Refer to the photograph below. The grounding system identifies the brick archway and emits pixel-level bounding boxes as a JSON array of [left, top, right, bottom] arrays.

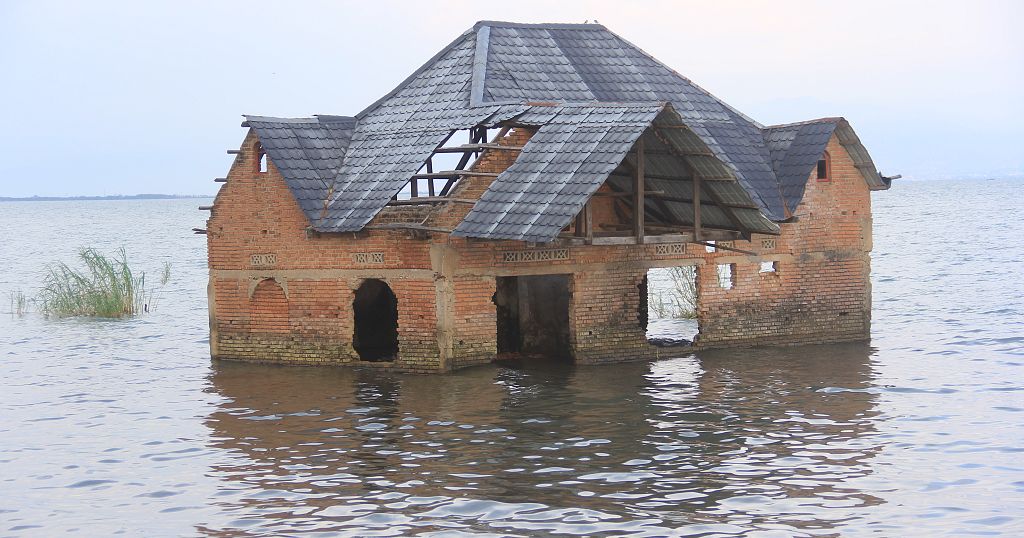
[[250, 279, 288, 334]]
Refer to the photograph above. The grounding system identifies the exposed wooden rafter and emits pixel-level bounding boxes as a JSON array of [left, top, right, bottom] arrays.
[[650, 126, 754, 239], [618, 152, 677, 227], [633, 136, 645, 244], [395, 125, 529, 201], [401, 126, 505, 201], [433, 143, 525, 153]]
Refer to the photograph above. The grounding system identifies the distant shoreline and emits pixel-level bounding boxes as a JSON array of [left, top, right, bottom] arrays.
[[0, 194, 212, 202]]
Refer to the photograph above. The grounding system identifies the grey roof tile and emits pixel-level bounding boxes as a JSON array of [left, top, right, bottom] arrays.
[[762, 119, 840, 213], [245, 115, 355, 221]]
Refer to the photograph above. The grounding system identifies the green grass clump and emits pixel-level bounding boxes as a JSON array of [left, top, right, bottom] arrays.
[[40, 247, 153, 318]]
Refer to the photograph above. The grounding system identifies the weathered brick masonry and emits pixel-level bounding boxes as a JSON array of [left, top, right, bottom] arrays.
[[204, 20, 891, 372], [207, 130, 875, 372]]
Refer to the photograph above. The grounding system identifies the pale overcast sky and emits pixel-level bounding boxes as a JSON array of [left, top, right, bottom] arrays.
[[1, 0, 1021, 196]]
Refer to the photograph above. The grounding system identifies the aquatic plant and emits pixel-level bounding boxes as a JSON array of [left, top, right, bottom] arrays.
[[144, 260, 173, 313], [8, 290, 28, 316], [160, 261, 172, 286], [649, 287, 673, 319], [667, 266, 698, 318], [648, 266, 698, 319], [40, 248, 161, 318]]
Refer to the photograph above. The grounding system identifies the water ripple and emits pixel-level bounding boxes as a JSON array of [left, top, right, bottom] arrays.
[[0, 187, 1023, 535]]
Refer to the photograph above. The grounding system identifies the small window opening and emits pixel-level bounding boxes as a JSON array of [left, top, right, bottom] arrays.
[[717, 264, 735, 289], [759, 261, 778, 273], [817, 151, 830, 181], [705, 241, 716, 253], [645, 267, 699, 346], [256, 143, 268, 174]]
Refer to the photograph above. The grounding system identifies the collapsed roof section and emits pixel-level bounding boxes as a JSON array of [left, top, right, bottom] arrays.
[[241, 20, 890, 242]]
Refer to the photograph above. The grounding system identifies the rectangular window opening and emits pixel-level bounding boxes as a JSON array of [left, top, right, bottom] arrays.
[[644, 267, 699, 345], [717, 263, 735, 289], [759, 261, 778, 273]]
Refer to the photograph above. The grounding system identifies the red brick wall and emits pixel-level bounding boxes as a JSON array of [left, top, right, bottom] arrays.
[[572, 268, 657, 363], [694, 134, 873, 347], [207, 131, 440, 372], [449, 275, 498, 369]]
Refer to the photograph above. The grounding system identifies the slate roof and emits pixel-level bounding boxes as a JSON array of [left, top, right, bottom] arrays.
[[475, 23, 786, 221], [239, 20, 889, 241], [763, 117, 891, 214], [318, 105, 528, 230], [454, 103, 779, 241], [245, 115, 356, 218]]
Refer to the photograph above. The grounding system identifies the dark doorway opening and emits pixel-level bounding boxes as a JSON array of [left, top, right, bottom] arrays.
[[352, 279, 399, 362], [638, 274, 649, 332], [494, 274, 573, 361]]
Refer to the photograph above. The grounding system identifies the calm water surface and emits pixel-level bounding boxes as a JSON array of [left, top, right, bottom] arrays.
[[1, 180, 1022, 536]]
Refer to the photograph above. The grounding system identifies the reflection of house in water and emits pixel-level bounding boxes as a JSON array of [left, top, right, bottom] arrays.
[[203, 344, 882, 534], [681, 343, 885, 527]]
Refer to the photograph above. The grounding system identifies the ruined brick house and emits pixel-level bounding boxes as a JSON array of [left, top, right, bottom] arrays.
[[203, 21, 893, 372]]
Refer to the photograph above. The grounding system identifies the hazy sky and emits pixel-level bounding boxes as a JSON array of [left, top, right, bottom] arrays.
[[1, 0, 1021, 196]]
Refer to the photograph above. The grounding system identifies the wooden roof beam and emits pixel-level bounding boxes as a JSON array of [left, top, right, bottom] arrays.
[[433, 143, 525, 153], [409, 171, 499, 180], [651, 126, 754, 238]]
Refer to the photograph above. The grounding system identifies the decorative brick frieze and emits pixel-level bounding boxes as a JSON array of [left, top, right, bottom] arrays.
[[501, 248, 569, 263], [352, 252, 384, 265]]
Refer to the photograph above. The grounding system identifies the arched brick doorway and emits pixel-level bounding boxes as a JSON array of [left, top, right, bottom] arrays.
[[352, 279, 399, 362]]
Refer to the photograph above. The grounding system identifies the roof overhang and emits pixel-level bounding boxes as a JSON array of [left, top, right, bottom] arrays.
[[834, 119, 892, 191]]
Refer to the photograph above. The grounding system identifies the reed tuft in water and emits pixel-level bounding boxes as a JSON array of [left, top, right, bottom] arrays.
[[40, 248, 157, 318], [8, 290, 28, 316]]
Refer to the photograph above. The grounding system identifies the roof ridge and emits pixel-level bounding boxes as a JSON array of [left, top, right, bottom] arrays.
[[244, 115, 357, 126], [355, 29, 476, 120], [314, 114, 357, 124], [474, 20, 607, 31], [245, 115, 321, 124], [764, 117, 844, 129], [469, 25, 490, 106]]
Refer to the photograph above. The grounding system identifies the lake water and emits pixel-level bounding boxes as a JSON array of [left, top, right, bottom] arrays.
[[1, 180, 1022, 536]]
